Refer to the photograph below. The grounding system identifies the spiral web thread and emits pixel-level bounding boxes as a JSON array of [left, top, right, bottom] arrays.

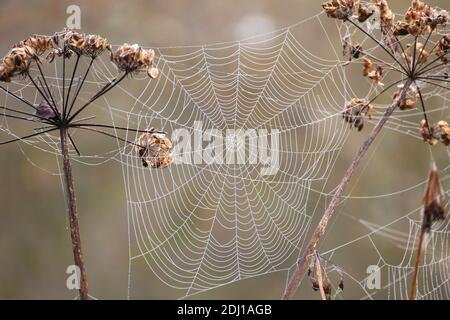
[[1, 11, 449, 299]]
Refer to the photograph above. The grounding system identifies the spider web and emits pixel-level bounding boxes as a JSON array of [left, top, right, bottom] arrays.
[[1, 10, 450, 300]]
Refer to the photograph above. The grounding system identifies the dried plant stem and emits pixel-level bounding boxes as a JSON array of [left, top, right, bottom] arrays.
[[282, 79, 413, 300], [410, 224, 425, 300], [314, 253, 327, 300], [60, 127, 89, 300]]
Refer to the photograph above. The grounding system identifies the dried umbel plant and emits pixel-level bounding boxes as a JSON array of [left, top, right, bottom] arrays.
[[0, 29, 172, 299], [283, 0, 450, 300], [410, 162, 447, 300]]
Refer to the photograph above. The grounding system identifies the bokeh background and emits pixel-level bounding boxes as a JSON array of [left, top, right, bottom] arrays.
[[0, 0, 449, 299]]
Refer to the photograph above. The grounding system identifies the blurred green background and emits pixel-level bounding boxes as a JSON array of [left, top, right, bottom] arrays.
[[0, 0, 449, 299]]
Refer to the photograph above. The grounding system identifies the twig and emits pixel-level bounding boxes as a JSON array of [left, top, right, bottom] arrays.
[[0, 85, 38, 110], [410, 222, 425, 300], [64, 54, 81, 119], [66, 58, 95, 118], [59, 127, 89, 300], [314, 253, 327, 301], [0, 127, 57, 145], [68, 72, 128, 122]]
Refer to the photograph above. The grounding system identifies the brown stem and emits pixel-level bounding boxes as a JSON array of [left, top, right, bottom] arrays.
[[60, 127, 89, 300], [282, 79, 413, 300], [410, 224, 425, 300], [314, 253, 327, 301]]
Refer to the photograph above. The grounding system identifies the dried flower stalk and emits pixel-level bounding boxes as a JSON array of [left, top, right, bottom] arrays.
[[410, 162, 447, 300]]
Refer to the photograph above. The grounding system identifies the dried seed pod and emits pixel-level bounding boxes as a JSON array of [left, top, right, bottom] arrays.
[[394, 22, 410, 36], [0, 44, 36, 81], [357, 3, 374, 22], [420, 120, 439, 145], [0, 65, 11, 82], [367, 65, 384, 86], [343, 98, 373, 131], [64, 31, 111, 58], [136, 129, 173, 169], [422, 162, 447, 233], [404, 0, 448, 36], [437, 120, 450, 146], [362, 57, 373, 77], [419, 120, 450, 146], [111, 43, 158, 78], [18, 35, 53, 56], [395, 84, 418, 110], [322, 279, 332, 300], [338, 278, 344, 291], [373, 0, 395, 34], [322, 0, 354, 20], [433, 35, 450, 64]]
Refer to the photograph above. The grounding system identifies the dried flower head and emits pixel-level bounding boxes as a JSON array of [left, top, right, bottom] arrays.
[[422, 162, 447, 232], [420, 119, 439, 145], [322, 0, 354, 20], [0, 45, 35, 81], [18, 35, 53, 56], [357, 2, 374, 22], [136, 129, 173, 169], [402, 42, 429, 65], [64, 31, 111, 58], [437, 120, 450, 146], [361, 57, 384, 85], [343, 35, 363, 61], [420, 120, 450, 146], [362, 57, 373, 77], [111, 43, 159, 78], [0, 65, 10, 82], [404, 0, 448, 36], [343, 98, 373, 131], [433, 35, 450, 64], [373, 0, 395, 32], [395, 84, 418, 110], [367, 65, 384, 86]]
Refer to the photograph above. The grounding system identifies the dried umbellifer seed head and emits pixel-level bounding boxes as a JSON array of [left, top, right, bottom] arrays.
[[0, 65, 11, 82], [362, 57, 373, 77], [18, 35, 53, 56], [0, 45, 35, 79], [64, 31, 111, 58], [322, 0, 354, 20], [358, 3, 374, 22], [111, 43, 158, 79], [343, 98, 372, 131], [433, 35, 450, 64], [136, 129, 173, 169], [420, 119, 439, 145]]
